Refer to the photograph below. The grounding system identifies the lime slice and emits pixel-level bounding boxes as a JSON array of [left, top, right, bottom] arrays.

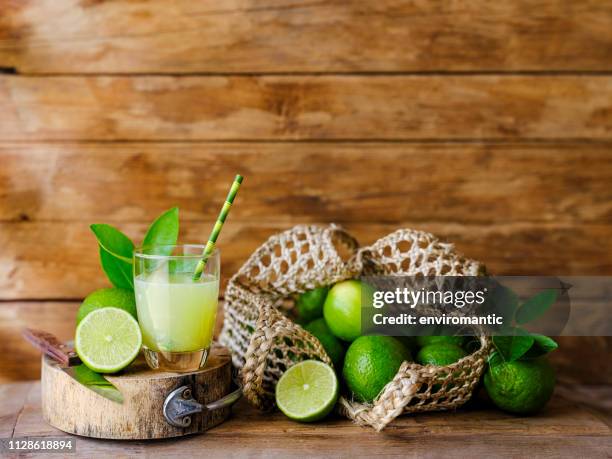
[[75, 307, 142, 373], [275, 360, 339, 422]]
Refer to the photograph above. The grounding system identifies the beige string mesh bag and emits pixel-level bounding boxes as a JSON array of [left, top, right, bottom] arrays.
[[219, 224, 491, 431]]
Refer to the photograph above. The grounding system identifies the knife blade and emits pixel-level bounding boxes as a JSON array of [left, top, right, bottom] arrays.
[[23, 328, 124, 404]]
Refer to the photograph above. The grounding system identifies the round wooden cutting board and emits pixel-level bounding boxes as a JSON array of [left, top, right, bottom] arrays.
[[41, 346, 234, 440]]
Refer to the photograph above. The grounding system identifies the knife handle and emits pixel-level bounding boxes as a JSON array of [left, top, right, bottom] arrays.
[[22, 328, 81, 367]]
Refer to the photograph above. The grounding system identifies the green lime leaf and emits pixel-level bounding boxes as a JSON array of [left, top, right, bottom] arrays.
[[493, 329, 535, 362], [522, 334, 559, 359], [531, 334, 558, 352], [516, 289, 558, 325], [142, 207, 179, 254], [99, 248, 133, 290], [73, 364, 124, 403], [73, 363, 111, 386], [90, 224, 134, 263], [90, 224, 134, 290]]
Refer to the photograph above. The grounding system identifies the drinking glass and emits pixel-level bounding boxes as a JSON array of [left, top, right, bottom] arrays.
[[133, 245, 220, 372]]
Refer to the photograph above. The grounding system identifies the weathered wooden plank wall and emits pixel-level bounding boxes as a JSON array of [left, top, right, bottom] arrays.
[[1, 1, 611, 73], [0, 0, 611, 383], [1, 76, 611, 140], [2, 143, 612, 300]]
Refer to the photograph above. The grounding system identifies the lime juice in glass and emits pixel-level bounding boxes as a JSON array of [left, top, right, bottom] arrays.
[[134, 245, 220, 372]]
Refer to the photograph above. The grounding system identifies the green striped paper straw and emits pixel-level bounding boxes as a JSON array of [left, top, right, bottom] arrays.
[[193, 174, 243, 280]]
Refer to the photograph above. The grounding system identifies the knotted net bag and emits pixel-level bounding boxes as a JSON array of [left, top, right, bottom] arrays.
[[219, 225, 491, 431]]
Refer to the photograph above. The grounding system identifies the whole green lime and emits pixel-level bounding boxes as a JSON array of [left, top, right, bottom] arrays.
[[323, 280, 363, 342], [484, 358, 555, 414], [416, 343, 467, 366], [304, 318, 345, 369], [416, 336, 466, 348], [77, 288, 137, 324], [296, 287, 329, 323], [343, 336, 411, 403]]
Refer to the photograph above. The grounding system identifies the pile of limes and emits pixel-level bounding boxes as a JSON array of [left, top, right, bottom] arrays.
[[276, 280, 556, 422]]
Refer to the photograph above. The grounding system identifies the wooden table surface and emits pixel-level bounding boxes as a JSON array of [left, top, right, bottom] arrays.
[[2, 381, 610, 458]]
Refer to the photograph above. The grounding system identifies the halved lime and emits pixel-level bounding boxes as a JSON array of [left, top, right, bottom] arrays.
[[75, 307, 142, 373], [275, 360, 339, 422]]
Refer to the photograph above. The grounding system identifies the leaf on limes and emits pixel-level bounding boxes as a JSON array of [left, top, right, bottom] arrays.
[[73, 364, 113, 386], [522, 334, 559, 359], [516, 289, 558, 325], [90, 224, 134, 262], [99, 249, 133, 290], [91, 224, 135, 290], [72, 365, 124, 403], [493, 328, 534, 362], [142, 207, 179, 254]]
